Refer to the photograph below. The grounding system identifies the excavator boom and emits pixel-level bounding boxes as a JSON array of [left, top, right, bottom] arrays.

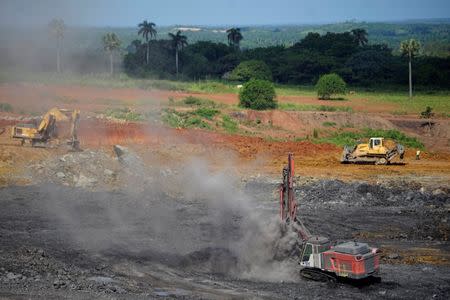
[[11, 107, 81, 151]]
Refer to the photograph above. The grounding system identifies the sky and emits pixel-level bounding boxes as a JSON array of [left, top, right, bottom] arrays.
[[1, 0, 449, 27]]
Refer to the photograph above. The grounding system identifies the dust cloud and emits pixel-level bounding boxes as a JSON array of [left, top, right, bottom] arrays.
[[34, 146, 301, 282], [0, 1, 118, 74]]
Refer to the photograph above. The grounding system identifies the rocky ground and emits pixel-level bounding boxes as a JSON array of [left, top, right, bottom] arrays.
[[0, 147, 449, 299]]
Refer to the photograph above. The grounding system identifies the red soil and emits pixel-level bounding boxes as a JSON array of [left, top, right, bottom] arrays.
[[0, 83, 397, 114]]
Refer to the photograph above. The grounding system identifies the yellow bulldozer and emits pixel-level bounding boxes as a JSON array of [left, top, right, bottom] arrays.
[[10, 107, 81, 151], [341, 137, 404, 165]]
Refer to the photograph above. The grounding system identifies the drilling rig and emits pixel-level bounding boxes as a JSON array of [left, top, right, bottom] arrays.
[[279, 153, 380, 281]]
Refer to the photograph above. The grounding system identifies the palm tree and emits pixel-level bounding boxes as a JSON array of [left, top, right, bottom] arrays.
[[400, 39, 421, 99], [226, 28, 243, 49], [351, 28, 368, 46], [138, 20, 157, 64], [168, 30, 188, 77], [48, 18, 65, 72], [102, 33, 121, 75]]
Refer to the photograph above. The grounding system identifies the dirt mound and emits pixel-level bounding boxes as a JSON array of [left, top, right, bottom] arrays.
[[28, 149, 120, 189]]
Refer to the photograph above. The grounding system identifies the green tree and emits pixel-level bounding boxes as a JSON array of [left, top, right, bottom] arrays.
[[316, 73, 347, 100], [351, 28, 368, 46], [230, 60, 272, 82], [226, 28, 243, 49], [168, 30, 188, 77], [102, 33, 121, 75], [138, 20, 157, 65], [239, 79, 277, 110], [48, 18, 65, 73], [400, 39, 421, 99]]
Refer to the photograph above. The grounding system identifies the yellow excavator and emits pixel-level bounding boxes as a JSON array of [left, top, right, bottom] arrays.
[[10, 108, 81, 151], [341, 137, 404, 165]]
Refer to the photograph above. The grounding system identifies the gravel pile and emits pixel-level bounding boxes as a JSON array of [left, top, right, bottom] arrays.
[[297, 179, 449, 208], [28, 150, 121, 189]]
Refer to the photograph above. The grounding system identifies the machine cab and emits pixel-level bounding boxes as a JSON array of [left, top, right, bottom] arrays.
[[300, 236, 331, 269], [369, 137, 383, 151]]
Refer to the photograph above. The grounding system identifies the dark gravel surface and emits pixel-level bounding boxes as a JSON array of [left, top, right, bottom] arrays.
[[0, 180, 449, 299]]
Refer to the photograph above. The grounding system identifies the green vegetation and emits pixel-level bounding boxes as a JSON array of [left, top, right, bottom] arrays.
[[122, 28, 449, 88], [48, 18, 65, 73], [322, 121, 337, 127], [138, 20, 157, 65], [315, 128, 424, 149], [420, 106, 434, 118], [354, 90, 450, 114], [400, 38, 421, 98], [279, 102, 353, 112], [162, 109, 211, 129], [183, 96, 214, 106], [102, 32, 122, 75], [105, 107, 144, 121], [226, 28, 243, 49], [188, 81, 237, 94], [181, 96, 227, 109], [221, 115, 238, 133], [316, 73, 347, 100], [0, 103, 13, 112], [239, 79, 277, 110], [194, 107, 219, 120], [229, 60, 272, 82], [169, 30, 188, 77]]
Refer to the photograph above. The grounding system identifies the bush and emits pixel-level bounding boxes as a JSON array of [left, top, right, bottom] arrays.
[[105, 107, 144, 121], [194, 107, 219, 120], [222, 115, 238, 133], [322, 121, 336, 127], [182, 96, 217, 107], [316, 73, 347, 100], [230, 60, 272, 82], [0, 103, 13, 112], [239, 79, 277, 110], [420, 106, 434, 118]]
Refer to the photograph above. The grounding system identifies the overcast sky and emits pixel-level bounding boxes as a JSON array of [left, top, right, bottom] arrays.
[[1, 0, 449, 27]]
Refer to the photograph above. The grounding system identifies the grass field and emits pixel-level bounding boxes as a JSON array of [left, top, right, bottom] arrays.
[[1, 70, 449, 115]]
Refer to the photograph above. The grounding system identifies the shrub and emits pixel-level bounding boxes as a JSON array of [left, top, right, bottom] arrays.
[[162, 109, 211, 129], [0, 103, 13, 112], [222, 115, 238, 133], [420, 106, 434, 119], [105, 107, 143, 121], [322, 121, 336, 127], [239, 79, 277, 110], [194, 107, 219, 120], [183, 96, 217, 107], [316, 73, 347, 100], [230, 60, 272, 82]]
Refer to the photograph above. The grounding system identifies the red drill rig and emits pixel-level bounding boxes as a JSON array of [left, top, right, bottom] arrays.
[[279, 153, 380, 281]]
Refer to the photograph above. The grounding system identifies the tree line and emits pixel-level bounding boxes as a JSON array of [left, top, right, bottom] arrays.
[[48, 19, 449, 88]]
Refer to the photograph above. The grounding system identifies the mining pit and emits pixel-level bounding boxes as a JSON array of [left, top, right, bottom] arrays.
[[0, 147, 449, 299]]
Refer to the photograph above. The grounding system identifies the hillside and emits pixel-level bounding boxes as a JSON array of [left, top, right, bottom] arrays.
[[1, 19, 449, 57]]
